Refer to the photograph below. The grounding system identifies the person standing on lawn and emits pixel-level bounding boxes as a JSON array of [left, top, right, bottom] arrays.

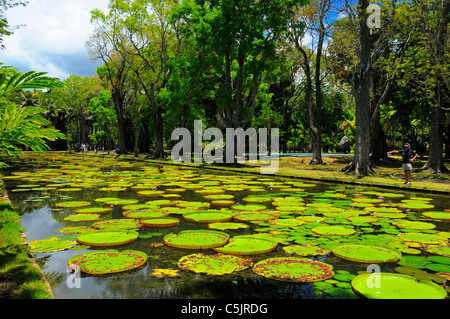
[[387, 143, 418, 185]]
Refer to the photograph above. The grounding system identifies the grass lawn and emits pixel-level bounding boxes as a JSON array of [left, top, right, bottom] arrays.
[[140, 153, 450, 194]]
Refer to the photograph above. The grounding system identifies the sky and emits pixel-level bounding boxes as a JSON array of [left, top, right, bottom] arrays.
[[1, 0, 110, 80]]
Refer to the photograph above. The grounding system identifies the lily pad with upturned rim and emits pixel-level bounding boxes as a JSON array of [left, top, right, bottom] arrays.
[[56, 201, 91, 209], [91, 219, 142, 230], [351, 272, 447, 299], [422, 211, 450, 221], [311, 226, 356, 236], [77, 230, 139, 247], [29, 238, 77, 253], [183, 211, 234, 224], [213, 236, 278, 255], [177, 253, 253, 275], [397, 232, 448, 245], [283, 244, 329, 256], [163, 230, 230, 249], [68, 249, 147, 275], [64, 214, 101, 222], [141, 217, 180, 228], [75, 207, 112, 215], [331, 243, 402, 263], [252, 257, 334, 283]]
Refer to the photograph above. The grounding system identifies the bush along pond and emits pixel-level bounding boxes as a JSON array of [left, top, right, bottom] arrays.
[[1, 152, 449, 299]]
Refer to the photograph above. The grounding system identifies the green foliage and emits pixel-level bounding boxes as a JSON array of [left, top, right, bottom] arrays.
[[0, 101, 66, 167]]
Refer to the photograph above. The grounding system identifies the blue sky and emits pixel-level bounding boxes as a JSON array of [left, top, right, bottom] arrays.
[[1, 0, 110, 80]]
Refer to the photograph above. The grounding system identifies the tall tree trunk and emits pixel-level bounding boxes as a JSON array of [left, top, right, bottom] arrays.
[[341, 0, 376, 175], [416, 0, 449, 173], [112, 90, 128, 154], [310, 12, 325, 165]]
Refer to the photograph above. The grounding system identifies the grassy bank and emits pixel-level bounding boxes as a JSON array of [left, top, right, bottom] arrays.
[[0, 184, 53, 299], [137, 153, 450, 194]]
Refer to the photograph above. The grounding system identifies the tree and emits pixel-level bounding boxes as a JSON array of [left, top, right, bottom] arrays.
[[0, 64, 66, 167], [0, 0, 27, 49], [171, 0, 305, 163], [90, 0, 181, 158], [288, 0, 337, 164], [339, 0, 375, 175], [413, 0, 449, 173]]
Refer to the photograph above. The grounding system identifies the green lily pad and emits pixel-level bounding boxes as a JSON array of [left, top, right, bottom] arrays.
[[351, 273, 447, 299], [77, 230, 139, 247], [397, 232, 448, 245], [311, 226, 356, 236], [92, 219, 142, 230], [231, 204, 267, 211], [164, 230, 230, 249], [123, 209, 169, 219], [29, 238, 77, 253], [252, 257, 335, 283], [428, 256, 450, 265], [392, 220, 436, 230], [233, 211, 279, 222], [283, 244, 329, 256], [183, 211, 234, 224], [422, 245, 450, 257], [56, 201, 91, 209], [64, 214, 101, 222], [422, 211, 450, 221], [141, 217, 180, 228], [397, 256, 431, 269], [208, 222, 250, 230], [332, 243, 402, 263], [178, 253, 253, 275], [75, 207, 112, 215], [68, 250, 147, 275], [213, 236, 278, 255]]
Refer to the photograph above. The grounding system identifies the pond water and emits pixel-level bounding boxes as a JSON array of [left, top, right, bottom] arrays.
[[2, 152, 449, 299]]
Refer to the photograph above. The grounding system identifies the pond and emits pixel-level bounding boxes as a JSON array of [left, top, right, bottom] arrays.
[[2, 152, 449, 300]]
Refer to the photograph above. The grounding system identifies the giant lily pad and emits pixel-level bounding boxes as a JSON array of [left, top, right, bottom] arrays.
[[252, 257, 334, 283], [311, 226, 356, 236], [123, 209, 169, 219], [183, 211, 234, 224], [56, 201, 91, 209], [422, 211, 450, 221], [231, 204, 267, 211], [75, 207, 112, 215], [64, 214, 101, 222], [213, 236, 278, 255], [233, 211, 279, 222], [29, 238, 77, 252], [68, 250, 147, 275], [141, 217, 180, 228], [392, 220, 436, 230], [422, 244, 450, 257], [92, 219, 142, 230], [208, 222, 250, 230], [164, 230, 230, 249], [332, 243, 402, 263], [397, 232, 448, 245], [177, 253, 253, 275], [283, 244, 329, 256], [351, 273, 447, 299], [77, 230, 139, 247]]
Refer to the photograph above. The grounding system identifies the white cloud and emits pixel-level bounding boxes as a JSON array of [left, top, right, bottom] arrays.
[[1, 0, 110, 79]]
